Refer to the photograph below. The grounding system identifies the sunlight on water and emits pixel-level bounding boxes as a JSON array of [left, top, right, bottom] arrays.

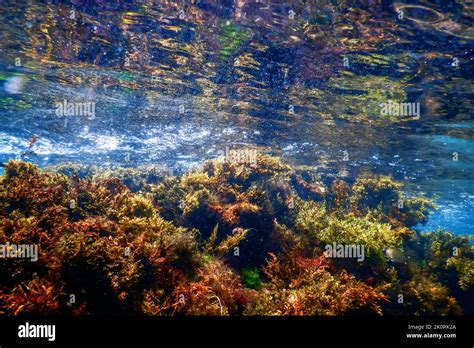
[[0, 0, 473, 234]]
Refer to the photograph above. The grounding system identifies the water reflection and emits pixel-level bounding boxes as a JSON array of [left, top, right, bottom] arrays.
[[0, 0, 473, 233]]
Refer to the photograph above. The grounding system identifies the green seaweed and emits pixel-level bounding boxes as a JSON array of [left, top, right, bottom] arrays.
[[218, 22, 250, 61], [242, 268, 262, 290]]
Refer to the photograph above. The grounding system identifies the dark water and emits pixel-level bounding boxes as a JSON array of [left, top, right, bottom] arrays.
[[0, 0, 473, 233]]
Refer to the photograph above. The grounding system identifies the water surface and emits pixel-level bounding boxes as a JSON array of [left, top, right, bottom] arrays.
[[0, 0, 473, 233]]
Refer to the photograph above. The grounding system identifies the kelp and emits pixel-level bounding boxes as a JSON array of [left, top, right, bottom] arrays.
[[0, 156, 472, 316]]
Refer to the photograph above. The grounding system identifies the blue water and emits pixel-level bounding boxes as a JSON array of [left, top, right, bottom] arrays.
[[0, 0, 473, 234]]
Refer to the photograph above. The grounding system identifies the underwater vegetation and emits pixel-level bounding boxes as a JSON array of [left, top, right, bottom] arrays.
[[0, 153, 472, 316]]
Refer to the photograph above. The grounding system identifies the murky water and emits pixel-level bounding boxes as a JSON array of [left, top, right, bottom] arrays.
[[0, 0, 473, 233]]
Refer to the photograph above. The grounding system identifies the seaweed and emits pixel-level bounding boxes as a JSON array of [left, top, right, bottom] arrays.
[[0, 157, 472, 316], [245, 253, 387, 315]]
